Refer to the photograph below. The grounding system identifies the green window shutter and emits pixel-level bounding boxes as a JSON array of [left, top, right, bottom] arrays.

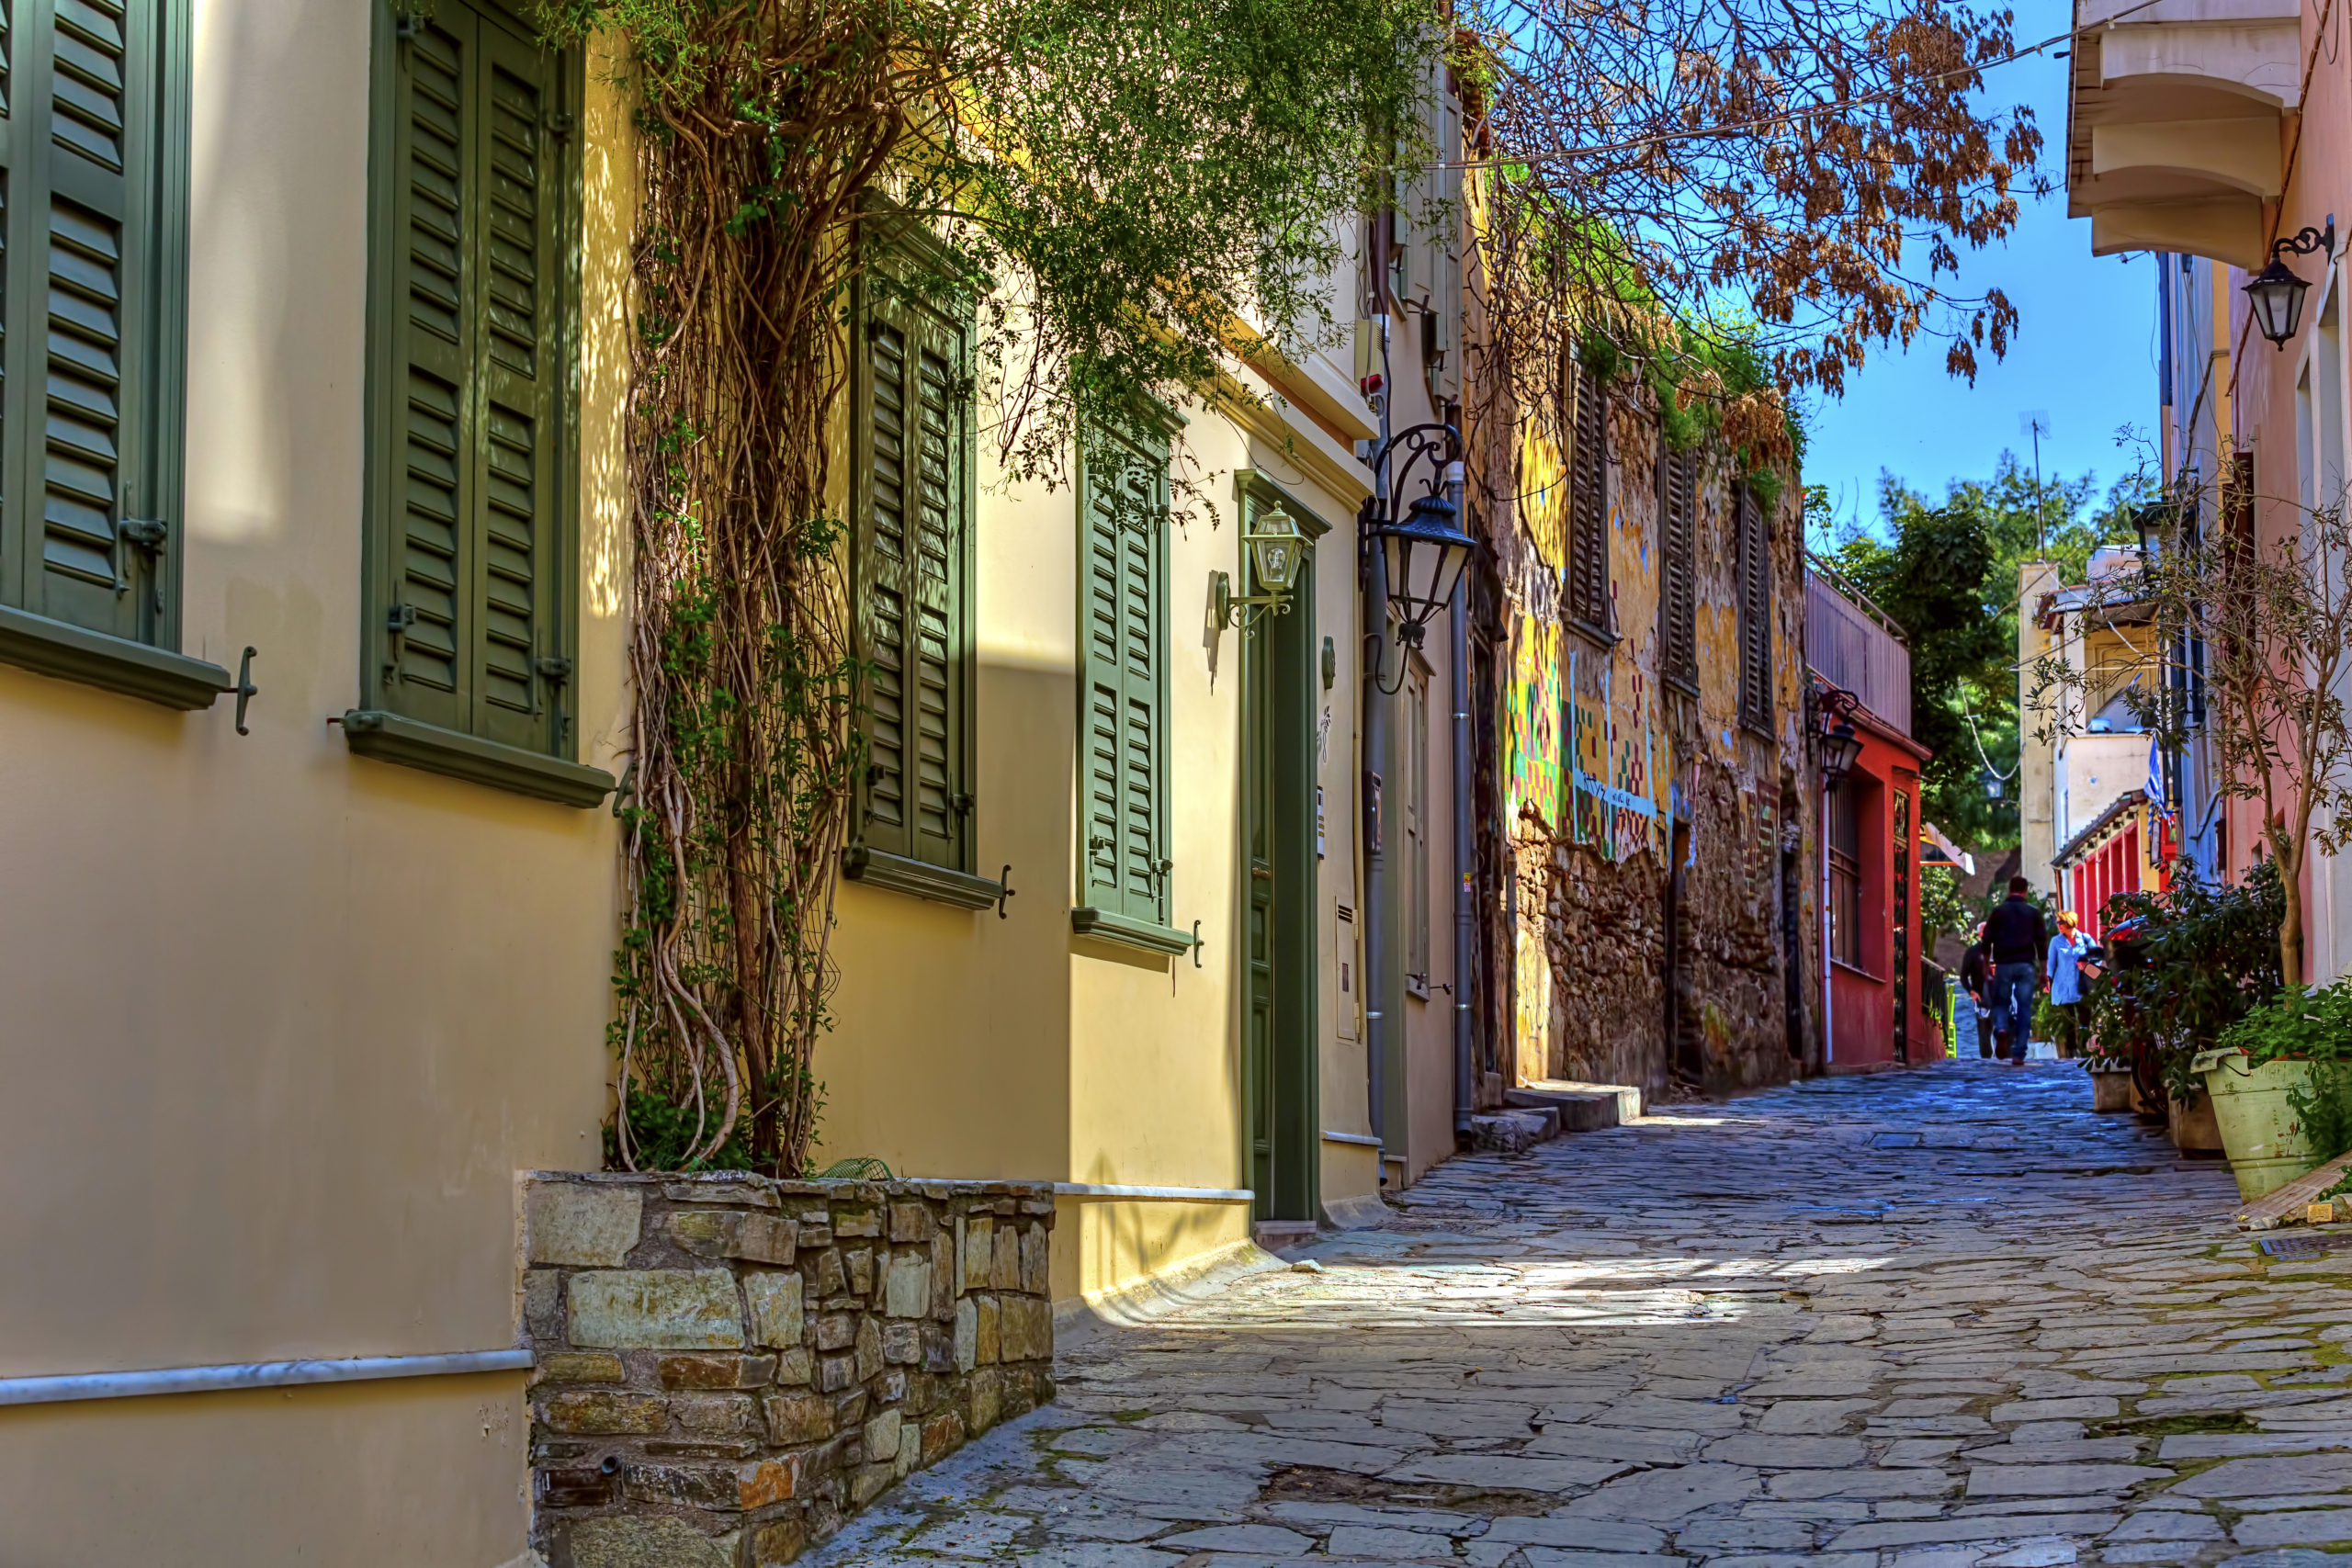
[[855, 273, 971, 872], [1079, 419, 1169, 926], [0, 0, 186, 648], [372, 1, 570, 756]]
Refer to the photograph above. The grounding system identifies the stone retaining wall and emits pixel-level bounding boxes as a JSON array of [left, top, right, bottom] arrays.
[[520, 1172, 1056, 1566]]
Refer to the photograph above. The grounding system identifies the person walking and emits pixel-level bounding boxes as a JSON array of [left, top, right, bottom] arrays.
[[2045, 910, 2092, 1058], [1984, 875, 2047, 1065], [1959, 923, 1995, 1059]]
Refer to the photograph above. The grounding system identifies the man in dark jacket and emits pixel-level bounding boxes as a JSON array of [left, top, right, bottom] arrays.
[[1984, 875, 2048, 1064], [1958, 925, 1995, 1058]]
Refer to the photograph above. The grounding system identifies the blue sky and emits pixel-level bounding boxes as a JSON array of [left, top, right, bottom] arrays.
[[1799, 25, 2155, 535]]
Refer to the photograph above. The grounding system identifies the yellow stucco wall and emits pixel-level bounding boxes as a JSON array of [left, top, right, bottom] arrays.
[[0, 14, 634, 1559]]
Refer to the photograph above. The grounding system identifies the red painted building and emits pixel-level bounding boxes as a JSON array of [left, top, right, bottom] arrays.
[[1808, 564, 1941, 1068]]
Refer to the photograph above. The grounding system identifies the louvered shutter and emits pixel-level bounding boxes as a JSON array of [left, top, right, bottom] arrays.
[[377, 1, 568, 754], [856, 278, 971, 873], [1079, 419, 1169, 926], [1736, 485, 1773, 729], [0, 0, 179, 645], [1567, 362, 1608, 630], [1659, 445, 1697, 689]]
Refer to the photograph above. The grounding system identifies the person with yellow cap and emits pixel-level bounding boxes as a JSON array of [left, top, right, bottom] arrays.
[[2046, 909, 2092, 1059]]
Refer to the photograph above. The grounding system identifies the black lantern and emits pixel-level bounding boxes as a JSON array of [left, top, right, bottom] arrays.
[[1981, 764, 2006, 801], [2246, 221, 2335, 349], [1376, 491, 1476, 646], [1819, 718, 1861, 785]]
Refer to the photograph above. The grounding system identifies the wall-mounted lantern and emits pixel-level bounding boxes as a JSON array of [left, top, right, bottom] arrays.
[[1372, 486, 1475, 649], [2246, 219, 2335, 349], [1212, 507, 1307, 632]]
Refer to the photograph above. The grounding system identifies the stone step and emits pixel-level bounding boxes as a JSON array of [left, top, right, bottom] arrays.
[[1469, 1108, 1557, 1154], [1506, 1080, 1639, 1132]]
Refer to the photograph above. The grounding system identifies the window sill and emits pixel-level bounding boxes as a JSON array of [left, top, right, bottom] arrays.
[[1566, 617, 1619, 650], [842, 846, 1001, 911], [1830, 956, 1883, 984], [1741, 718, 1777, 744], [1662, 672, 1700, 701], [1070, 907, 1194, 956], [0, 605, 229, 711], [340, 710, 617, 809]]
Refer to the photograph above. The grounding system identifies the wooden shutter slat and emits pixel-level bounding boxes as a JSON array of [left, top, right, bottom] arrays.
[[15, 0, 157, 644]]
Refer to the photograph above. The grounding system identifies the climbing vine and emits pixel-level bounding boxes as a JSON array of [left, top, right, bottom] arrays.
[[533, 0, 1430, 1174]]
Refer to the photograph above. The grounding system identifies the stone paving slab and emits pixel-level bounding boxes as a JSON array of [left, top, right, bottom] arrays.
[[804, 1062, 2352, 1567]]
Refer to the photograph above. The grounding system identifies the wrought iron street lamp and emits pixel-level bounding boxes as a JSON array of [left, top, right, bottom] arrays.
[[1213, 506, 1308, 631], [1819, 718, 1861, 785], [2246, 220, 2336, 349]]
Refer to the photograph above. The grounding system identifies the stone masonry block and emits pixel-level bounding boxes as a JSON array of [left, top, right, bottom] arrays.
[[814, 1248, 845, 1297], [773, 1348, 813, 1386], [567, 1515, 735, 1568], [976, 1296, 1001, 1365], [833, 1207, 880, 1238], [922, 1323, 956, 1374], [662, 1179, 778, 1209], [815, 1313, 855, 1352], [998, 1296, 1051, 1363], [750, 1517, 807, 1568], [762, 1391, 835, 1445], [1020, 1224, 1047, 1295], [744, 1271, 805, 1349], [954, 1298, 978, 1373], [524, 1269, 562, 1339], [864, 1407, 902, 1469], [672, 1392, 760, 1436], [818, 1353, 855, 1393], [846, 1248, 874, 1297], [569, 1270, 744, 1350], [527, 1182, 644, 1267], [968, 1368, 1003, 1434], [922, 1411, 965, 1467], [888, 1202, 933, 1243], [885, 1254, 932, 1318], [851, 1462, 895, 1507], [882, 1321, 922, 1364], [540, 1390, 669, 1435], [734, 1213, 797, 1265], [896, 1414, 921, 1478], [737, 1455, 800, 1509], [962, 1217, 993, 1291], [855, 1317, 883, 1383], [659, 1353, 775, 1390], [625, 1463, 741, 1510], [989, 1225, 1020, 1290], [533, 1351, 625, 1387], [874, 1369, 907, 1405], [930, 1233, 955, 1320], [668, 1210, 746, 1257]]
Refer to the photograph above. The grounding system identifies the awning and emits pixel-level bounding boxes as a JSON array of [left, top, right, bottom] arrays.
[[1921, 822, 1974, 877]]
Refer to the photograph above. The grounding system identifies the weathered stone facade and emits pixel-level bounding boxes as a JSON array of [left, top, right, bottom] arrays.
[[1497, 383, 1817, 1102], [520, 1173, 1054, 1566]]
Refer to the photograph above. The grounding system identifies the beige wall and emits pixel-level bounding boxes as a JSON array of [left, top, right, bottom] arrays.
[[0, 11, 634, 1560]]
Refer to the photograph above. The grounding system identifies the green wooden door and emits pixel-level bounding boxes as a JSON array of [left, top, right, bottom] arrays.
[[1239, 486, 1318, 1224]]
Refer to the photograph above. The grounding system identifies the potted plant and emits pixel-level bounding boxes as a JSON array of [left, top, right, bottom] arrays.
[[2204, 981, 2352, 1199]]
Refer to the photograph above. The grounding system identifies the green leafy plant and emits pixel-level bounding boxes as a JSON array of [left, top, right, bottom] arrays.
[[536, 0, 1433, 1175], [2215, 981, 2352, 1065], [2086, 861, 2285, 1103]]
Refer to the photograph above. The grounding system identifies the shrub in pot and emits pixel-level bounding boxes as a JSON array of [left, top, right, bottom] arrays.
[[2207, 980, 2352, 1199]]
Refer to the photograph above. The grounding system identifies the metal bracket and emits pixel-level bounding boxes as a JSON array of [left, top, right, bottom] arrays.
[[228, 648, 258, 736], [996, 865, 1016, 920], [1191, 919, 1204, 968], [610, 757, 639, 818]]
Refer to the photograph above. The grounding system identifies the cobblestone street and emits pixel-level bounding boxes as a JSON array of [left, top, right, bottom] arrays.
[[809, 1062, 2352, 1568]]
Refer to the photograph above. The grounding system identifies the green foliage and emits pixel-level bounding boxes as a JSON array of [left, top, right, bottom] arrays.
[[2089, 862, 2286, 1100], [2298, 1064, 2352, 1168], [1919, 864, 1973, 944], [2217, 981, 2352, 1066], [1814, 455, 2154, 850], [604, 1088, 756, 1172]]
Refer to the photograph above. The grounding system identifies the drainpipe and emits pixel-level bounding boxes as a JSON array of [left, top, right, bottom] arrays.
[[1363, 206, 1395, 1172], [1822, 783, 1835, 1067], [1448, 461, 1474, 1137]]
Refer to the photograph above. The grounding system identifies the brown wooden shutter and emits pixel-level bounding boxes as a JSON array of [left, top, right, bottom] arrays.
[[1567, 363, 1608, 630], [1737, 485, 1773, 730], [1659, 444, 1697, 690]]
